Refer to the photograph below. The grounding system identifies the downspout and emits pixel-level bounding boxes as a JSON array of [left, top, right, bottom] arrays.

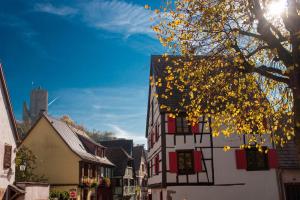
[[276, 169, 285, 200]]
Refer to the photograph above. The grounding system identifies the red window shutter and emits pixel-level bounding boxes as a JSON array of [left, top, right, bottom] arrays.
[[268, 149, 278, 168], [3, 145, 12, 169], [194, 151, 202, 172], [168, 116, 176, 134], [155, 125, 159, 141], [235, 149, 247, 169], [151, 132, 155, 147], [148, 137, 150, 150], [150, 133, 152, 148], [150, 159, 153, 176], [169, 152, 178, 173], [192, 123, 200, 134], [155, 155, 159, 174]]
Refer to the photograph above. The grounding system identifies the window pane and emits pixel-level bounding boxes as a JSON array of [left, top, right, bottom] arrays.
[[176, 117, 183, 132], [177, 151, 194, 174], [178, 152, 185, 171], [183, 118, 189, 133], [185, 153, 193, 170], [246, 148, 268, 170]]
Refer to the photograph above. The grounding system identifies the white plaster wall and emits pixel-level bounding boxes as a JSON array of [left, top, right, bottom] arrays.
[[24, 185, 50, 200], [148, 151, 163, 185], [164, 184, 279, 200], [0, 79, 17, 189], [162, 113, 279, 199], [147, 83, 164, 186], [137, 155, 148, 184]]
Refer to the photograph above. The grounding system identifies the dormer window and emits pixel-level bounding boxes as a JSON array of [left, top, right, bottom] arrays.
[[95, 148, 104, 157]]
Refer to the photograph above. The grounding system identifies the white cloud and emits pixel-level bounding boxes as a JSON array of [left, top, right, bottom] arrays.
[[108, 124, 146, 144], [33, 1, 157, 38], [80, 0, 157, 37], [34, 3, 78, 16], [48, 87, 148, 145]]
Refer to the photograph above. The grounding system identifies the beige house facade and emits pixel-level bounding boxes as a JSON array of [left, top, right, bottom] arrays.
[[21, 114, 114, 200]]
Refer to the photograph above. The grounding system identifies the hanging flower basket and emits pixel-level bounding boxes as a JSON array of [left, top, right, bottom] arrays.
[[98, 177, 103, 185], [103, 177, 111, 188], [81, 176, 92, 187], [91, 182, 98, 188]]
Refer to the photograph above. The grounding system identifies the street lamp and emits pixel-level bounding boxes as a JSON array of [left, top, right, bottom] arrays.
[[20, 162, 26, 171]]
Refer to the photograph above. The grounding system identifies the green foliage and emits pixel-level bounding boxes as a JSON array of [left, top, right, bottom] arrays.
[[49, 190, 70, 200], [91, 182, 98, 188], [15, 146, 46, 182], [88, 131, 116, 142], [60, 115, 116, 142], [16, 122, 31, 139]]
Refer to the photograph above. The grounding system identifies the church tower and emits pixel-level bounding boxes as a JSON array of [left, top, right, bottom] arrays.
[[23, 87, 48, 125]]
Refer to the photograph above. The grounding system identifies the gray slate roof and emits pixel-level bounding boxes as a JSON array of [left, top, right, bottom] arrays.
[[133, 145, 146, 171], [69, 126, 105, 148], [44, 114, 114, 166], [106, 148, 133, 177], [150, 55, 188, 112], [146, 55, 192, 137], [101, 139, 133, 156]]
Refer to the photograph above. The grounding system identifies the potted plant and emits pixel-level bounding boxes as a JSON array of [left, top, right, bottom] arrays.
[[91, 178, 98, 188]]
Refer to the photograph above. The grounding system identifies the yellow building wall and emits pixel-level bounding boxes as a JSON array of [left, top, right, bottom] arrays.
[[21, 117, 81, 185]]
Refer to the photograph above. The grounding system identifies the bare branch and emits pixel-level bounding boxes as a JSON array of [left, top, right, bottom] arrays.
[[257, 65, 285, 75], [246, 45, 270, 58], [249, 0, 293, 67]]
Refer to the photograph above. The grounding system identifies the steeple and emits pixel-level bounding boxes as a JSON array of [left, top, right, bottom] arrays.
[[22, 87, 48, 125]]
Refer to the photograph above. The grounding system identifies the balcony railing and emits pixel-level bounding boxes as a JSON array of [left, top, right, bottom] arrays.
[[125, 168, 133, 177], [124, 186, 135, 196], [113, 187, 122, 195]]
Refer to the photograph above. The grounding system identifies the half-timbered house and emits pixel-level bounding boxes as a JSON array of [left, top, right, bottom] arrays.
[[133, 145, 148, 200], [106, 148, 135, 200], [145, 55, 280, 200]]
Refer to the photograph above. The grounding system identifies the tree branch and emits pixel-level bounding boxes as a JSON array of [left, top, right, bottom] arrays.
[[246, 45, 270, 58], [231, 40, 290, 85], [234, 28, 264, 40], [257, 65, 286, 76], [253, 66, 290, 84], [249, 0, 293, 67]]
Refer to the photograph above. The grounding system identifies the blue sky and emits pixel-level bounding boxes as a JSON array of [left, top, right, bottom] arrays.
[[0, 0, 164, 144]]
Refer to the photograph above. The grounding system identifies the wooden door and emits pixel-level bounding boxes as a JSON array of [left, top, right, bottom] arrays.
[[285, 183, 300, 200]]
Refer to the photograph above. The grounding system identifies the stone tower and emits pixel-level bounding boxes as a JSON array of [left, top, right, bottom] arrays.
[[23, 87, 48, 125]]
